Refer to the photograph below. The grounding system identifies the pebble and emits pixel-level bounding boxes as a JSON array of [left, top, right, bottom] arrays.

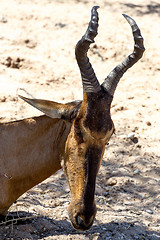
[[146, 209, 153, 214], [104, 191, 109, 196], [126, 132, 139, 143], [146, 121, 151, 126], [117, 209, 122, 212], [133, 169, 141, 175], [29, 207, 36, 212], [111, 218, 118, 223], [127, 132, 135, 139], [102, 227, 107, 230], [1, 16, 7, 23], [107, 178, 117, 186]]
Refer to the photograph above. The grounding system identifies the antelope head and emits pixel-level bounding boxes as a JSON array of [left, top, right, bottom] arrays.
[[19, 7, 144, 231]]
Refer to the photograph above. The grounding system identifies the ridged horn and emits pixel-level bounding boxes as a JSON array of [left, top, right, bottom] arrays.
[[101, 14, 145, 96], [75, 6, 101, 93]]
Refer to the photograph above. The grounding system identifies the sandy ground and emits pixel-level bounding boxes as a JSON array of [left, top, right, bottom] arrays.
[[0, 0, 160, 239]]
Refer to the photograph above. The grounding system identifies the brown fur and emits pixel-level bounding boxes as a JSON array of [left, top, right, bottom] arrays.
[[0, 115, 71, 216]]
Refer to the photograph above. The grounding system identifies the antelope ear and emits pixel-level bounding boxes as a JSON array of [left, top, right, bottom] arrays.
[[19, 95, 81, 121]]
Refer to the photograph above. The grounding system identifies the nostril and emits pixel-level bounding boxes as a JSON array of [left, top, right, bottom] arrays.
[[76, 214, 84, 227], [74, 214, 94, 231]]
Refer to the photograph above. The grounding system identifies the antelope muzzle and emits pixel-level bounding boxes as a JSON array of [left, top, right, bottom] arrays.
[[68, 199, 97, 231]]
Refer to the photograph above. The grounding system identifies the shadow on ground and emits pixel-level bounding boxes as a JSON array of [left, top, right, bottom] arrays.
[[122, 2, 160, 15], [0, 211, 160, 240]]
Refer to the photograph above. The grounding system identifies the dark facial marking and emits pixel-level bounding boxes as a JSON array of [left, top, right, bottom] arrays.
[[74, 117, 84, 144], [84, 90, 113, 134], [83, 146, 102, 215]]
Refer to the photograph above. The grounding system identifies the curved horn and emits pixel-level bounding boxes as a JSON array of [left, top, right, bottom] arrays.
[[101, 14, 145, 96], [75, 6, 101, 93]]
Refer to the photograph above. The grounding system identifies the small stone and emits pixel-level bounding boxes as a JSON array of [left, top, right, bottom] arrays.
[[1, 17, 7, 23], [136, 144, 141, 148], [117, 209, 122, 212], [107, 178, 117, 186], [0, 96, 7, 102], [127, 132, 135, 139], [133, 169, 141, 175], [146, 121, 151, 126], [102, 227, 107, 230], [127, 132, 139, 143], [132, 137, 139, 143], [104, 191, 109, 196], [146, 209, 153, 214], [24, 39, 30, 44]]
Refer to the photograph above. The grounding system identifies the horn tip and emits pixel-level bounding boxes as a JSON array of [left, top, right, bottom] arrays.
[[122, 13, 128, 18], [18, 94, 30, 103], [122, 13, 136, 27], [92, 6, 100, 13], [93, 6, 100, 10]]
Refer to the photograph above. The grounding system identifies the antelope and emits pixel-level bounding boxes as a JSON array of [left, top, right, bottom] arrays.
[[0, 6, 145, 231]]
